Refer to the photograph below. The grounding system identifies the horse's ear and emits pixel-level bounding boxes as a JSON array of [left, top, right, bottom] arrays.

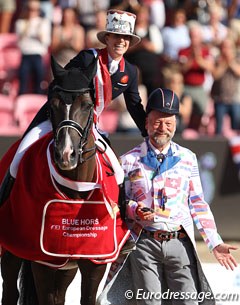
[[50, 54, 97, 91], [51, 55, 66, 79]]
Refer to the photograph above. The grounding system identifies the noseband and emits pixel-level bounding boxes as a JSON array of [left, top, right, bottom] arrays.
[[53, 87, 96, 164]]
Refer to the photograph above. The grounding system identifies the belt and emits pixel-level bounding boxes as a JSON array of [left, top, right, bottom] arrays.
[[141, 228, 187, 242]]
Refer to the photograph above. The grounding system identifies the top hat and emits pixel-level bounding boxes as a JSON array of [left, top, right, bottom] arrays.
[[97, 10, 141, 47], [146, 88, 179, 115]]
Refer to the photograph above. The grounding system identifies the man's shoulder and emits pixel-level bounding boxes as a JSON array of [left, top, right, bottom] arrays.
[[120, 142, 144, 162]]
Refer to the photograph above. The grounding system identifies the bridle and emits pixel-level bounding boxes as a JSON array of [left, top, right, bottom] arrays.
[[52, 86, 97, 164]]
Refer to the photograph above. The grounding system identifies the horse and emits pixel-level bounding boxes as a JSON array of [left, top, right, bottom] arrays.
[[0, 56, 130, 305]]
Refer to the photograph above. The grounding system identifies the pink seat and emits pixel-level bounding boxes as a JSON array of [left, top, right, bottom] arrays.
[[0, 94, 15, 126], [0, 125, 22, 136], [0, 33, 18, 50], [0, 94, 21, 135], [0, 47, 21, 80], [1, 78, 19, 99], [98, 109, 119, 134], [14, 94, 47, 131], [182, 128, 199, 140], [0, 34, 20, 80], [2, 47, 21, 71]]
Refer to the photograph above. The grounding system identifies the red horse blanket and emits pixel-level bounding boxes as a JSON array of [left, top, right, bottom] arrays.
[[0, 133, 129, 266]]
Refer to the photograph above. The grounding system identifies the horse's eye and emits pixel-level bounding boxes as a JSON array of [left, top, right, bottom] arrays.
[[50, 98, 60, 109], [82, 102, 93, 111]]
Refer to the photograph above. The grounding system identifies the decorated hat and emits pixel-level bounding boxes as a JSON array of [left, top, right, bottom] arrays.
[[146, 88, 179, 115], [97, 9, 141, 47]]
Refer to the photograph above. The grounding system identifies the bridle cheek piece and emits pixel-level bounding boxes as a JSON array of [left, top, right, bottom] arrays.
[[54, 93, 96, 164]]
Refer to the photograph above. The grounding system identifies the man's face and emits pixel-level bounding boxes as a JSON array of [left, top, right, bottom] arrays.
[[146, 110, 176, 149], [105, 33, 131, 60]]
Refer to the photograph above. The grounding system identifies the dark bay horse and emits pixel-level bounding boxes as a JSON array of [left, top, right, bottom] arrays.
[[0, 56, 129, 305]]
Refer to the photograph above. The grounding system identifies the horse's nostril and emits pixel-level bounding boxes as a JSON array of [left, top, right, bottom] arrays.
[[71, 150, 76, 159]]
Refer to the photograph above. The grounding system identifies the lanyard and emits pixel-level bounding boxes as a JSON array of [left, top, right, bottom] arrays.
[[146, 140, 168, 211]]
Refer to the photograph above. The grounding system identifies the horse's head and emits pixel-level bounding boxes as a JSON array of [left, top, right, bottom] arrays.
[[49, 56, 97, 171]]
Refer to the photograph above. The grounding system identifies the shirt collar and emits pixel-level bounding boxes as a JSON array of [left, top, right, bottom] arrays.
[[108, 55, 120, 75], [148, 140, 170, 156], [108, 55, 120, 66]]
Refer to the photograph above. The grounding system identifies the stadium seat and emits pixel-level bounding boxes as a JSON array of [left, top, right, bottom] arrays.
[[98, 109, 119, 134], [182, 128, 199, 140], [0, 33, 20, 79], [0, 94, 21, 135], [0, 94, 15, 126], [0, 33, 18, 50], [0, 34, 21, 96], [14, 94, 47, 131], [2, 47, 21, 72]]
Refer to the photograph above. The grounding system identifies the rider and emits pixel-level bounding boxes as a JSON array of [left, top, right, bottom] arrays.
[[0, 9, 147, 203]]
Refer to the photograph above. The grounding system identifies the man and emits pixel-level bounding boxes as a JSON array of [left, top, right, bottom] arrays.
[[178, 21, 214, 131], [120, 88, 237, 305], [0, 9, 147, 202]]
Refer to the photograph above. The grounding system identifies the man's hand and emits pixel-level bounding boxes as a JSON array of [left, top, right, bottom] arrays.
[[213, 243, 238, 270], [136, 202, 155, 221]]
